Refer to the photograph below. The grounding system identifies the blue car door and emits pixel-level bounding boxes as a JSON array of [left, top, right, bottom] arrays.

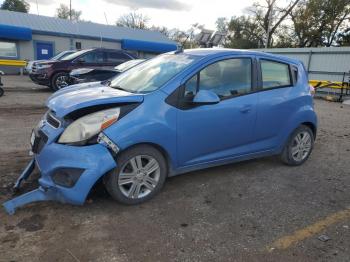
[[253, 57, 299, 151], [176, 56, 259, 167]]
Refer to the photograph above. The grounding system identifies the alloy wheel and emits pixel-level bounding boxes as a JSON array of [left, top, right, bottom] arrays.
[[291, 131, 312, 162], [118, 155, 160, 199], [56, 75, 69, 89]]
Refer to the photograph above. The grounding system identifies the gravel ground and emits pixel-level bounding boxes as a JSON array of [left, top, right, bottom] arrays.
[[0, 76, 349, 262]]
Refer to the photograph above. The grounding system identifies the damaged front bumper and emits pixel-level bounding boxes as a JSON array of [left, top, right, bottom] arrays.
[[3, 132, 117, 215]]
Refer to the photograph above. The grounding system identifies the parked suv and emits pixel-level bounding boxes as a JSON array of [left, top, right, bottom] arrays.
[[29, 48, 137, 91], [25, 50, 77, 74], [4, 49, 317, 214]]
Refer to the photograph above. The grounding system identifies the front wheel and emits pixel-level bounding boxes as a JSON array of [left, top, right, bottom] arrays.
[[281, 125, 314, 166], [51, 72, 69, 91], [0, 87, 3, 97], [105, 145, 167, 205]]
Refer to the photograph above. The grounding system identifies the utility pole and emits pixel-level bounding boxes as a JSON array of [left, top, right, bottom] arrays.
[[35, 0, 39, 15], [69, 0, 72, 21]]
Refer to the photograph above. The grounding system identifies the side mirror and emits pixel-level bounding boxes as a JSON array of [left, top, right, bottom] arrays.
[[192, 90, 220, 105]]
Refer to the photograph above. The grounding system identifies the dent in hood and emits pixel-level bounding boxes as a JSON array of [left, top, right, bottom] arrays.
[[47, 83, 144, 117]]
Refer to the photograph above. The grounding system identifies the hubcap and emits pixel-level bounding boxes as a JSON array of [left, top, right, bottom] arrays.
[[291, 131, 312, 162], [118, 155, 160, 199], [56, 75, 68, 89]]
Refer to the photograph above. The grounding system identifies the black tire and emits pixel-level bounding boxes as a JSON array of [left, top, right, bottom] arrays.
[[280, 125, 314, 166], [105, 145, 167, 205], [51, 72, 69, 91], [0, 87, 3, 97]]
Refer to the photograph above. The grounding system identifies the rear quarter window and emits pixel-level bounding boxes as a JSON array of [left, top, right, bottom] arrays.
[[261, 60, 291, 89]]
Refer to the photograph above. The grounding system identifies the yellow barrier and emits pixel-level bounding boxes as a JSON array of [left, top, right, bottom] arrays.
[[309, 80, 349, 89], [0, 59, 26, 67]]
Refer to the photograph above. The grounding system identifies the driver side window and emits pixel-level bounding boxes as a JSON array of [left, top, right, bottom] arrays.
[[184, 58, 252, 100]]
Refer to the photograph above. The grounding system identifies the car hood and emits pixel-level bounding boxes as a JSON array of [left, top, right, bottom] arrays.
[[47, 82, 144, 117]]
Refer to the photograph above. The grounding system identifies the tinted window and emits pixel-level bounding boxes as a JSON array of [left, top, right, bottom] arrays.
[[107, 51, 130, 62], [61, 49, 92, 61], [261, 60, 291, 89], [184, 58, 252, 100], [80, 51, 104, 63]]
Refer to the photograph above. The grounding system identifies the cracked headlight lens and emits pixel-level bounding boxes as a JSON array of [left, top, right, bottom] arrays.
[[58, 108, 120, 144]]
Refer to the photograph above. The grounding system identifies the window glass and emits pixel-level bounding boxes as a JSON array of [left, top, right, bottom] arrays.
[[110, 54, 199, 93], [80, 51, 104, 63], [107, 52, 130, 62], [62, 49, 92, 61], [261, 60, 291, 89], [0, 41, 17, 57], [184, 58, 252, 100]]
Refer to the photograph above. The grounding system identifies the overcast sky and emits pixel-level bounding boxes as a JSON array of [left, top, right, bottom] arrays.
[[18, 0, 256, 30]]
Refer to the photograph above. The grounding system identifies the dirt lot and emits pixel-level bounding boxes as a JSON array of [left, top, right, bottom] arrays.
[[0, 75, 350, 262]]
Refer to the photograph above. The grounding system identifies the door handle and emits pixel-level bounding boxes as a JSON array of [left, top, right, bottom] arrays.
[[239, 105, 252, 113]]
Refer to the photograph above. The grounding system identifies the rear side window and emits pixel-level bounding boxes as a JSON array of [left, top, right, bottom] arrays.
[[261, 60, 291, 89], [106, 52, 130, 62], [80, 51, 104, 63], [184, 58, 252, 100]]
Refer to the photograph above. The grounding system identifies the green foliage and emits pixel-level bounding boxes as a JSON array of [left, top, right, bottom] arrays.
[[0, 0, 29, 13], [290, 0, 350, 47], [224, 16, 265, 48], [217, 0, 350, 48], [55, 4, 82, 21]]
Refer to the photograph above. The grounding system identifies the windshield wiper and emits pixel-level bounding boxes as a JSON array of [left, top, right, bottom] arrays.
[[110, 85, 134, 93]]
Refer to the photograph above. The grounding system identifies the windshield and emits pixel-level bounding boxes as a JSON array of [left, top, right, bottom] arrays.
[[50, 51, 75, 61], [61, 49, 92, 61], [114, 59, 145, 72], [110, 54, 199, 93]]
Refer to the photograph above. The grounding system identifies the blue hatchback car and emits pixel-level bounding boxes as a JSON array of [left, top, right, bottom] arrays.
[[4, 49, 317, 214]]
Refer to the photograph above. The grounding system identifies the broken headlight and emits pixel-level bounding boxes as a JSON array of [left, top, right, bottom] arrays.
[[58, 108, 120, 144]]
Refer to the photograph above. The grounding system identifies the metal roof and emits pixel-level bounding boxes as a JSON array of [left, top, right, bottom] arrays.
[[0, 10, 175, 44]]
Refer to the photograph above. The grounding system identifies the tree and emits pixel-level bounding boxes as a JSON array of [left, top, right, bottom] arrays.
[[225, 15, 265, 49], [216, 17, 229, 33], [0, 0, 29, 13], [55, 4, 82, 21], [248, 0, 301, 47], [150, 26, 170, 37], [116, 11, 149, 29], [290, 0, 350, 47], [337, 28, 350, 46]]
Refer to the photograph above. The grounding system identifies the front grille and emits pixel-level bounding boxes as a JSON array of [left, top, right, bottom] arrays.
[[46, 111, 61, 128], [31, 64, 37, 73]]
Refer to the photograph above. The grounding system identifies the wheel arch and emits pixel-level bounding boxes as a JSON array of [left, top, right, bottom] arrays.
[[301, 121, 317, 138]]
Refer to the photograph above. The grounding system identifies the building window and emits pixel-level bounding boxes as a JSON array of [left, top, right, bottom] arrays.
[[0, 41, 17, 58], [75, 42, 82, 50]]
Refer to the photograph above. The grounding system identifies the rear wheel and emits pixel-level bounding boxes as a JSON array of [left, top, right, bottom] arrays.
[[105, 145, 167, 205], [51, 72, 69, 91], [0, 87, 3, 97], [281, 125, 314, 166]]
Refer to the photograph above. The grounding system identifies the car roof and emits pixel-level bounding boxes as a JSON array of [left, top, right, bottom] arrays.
[[182, 48, 300, 65]]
